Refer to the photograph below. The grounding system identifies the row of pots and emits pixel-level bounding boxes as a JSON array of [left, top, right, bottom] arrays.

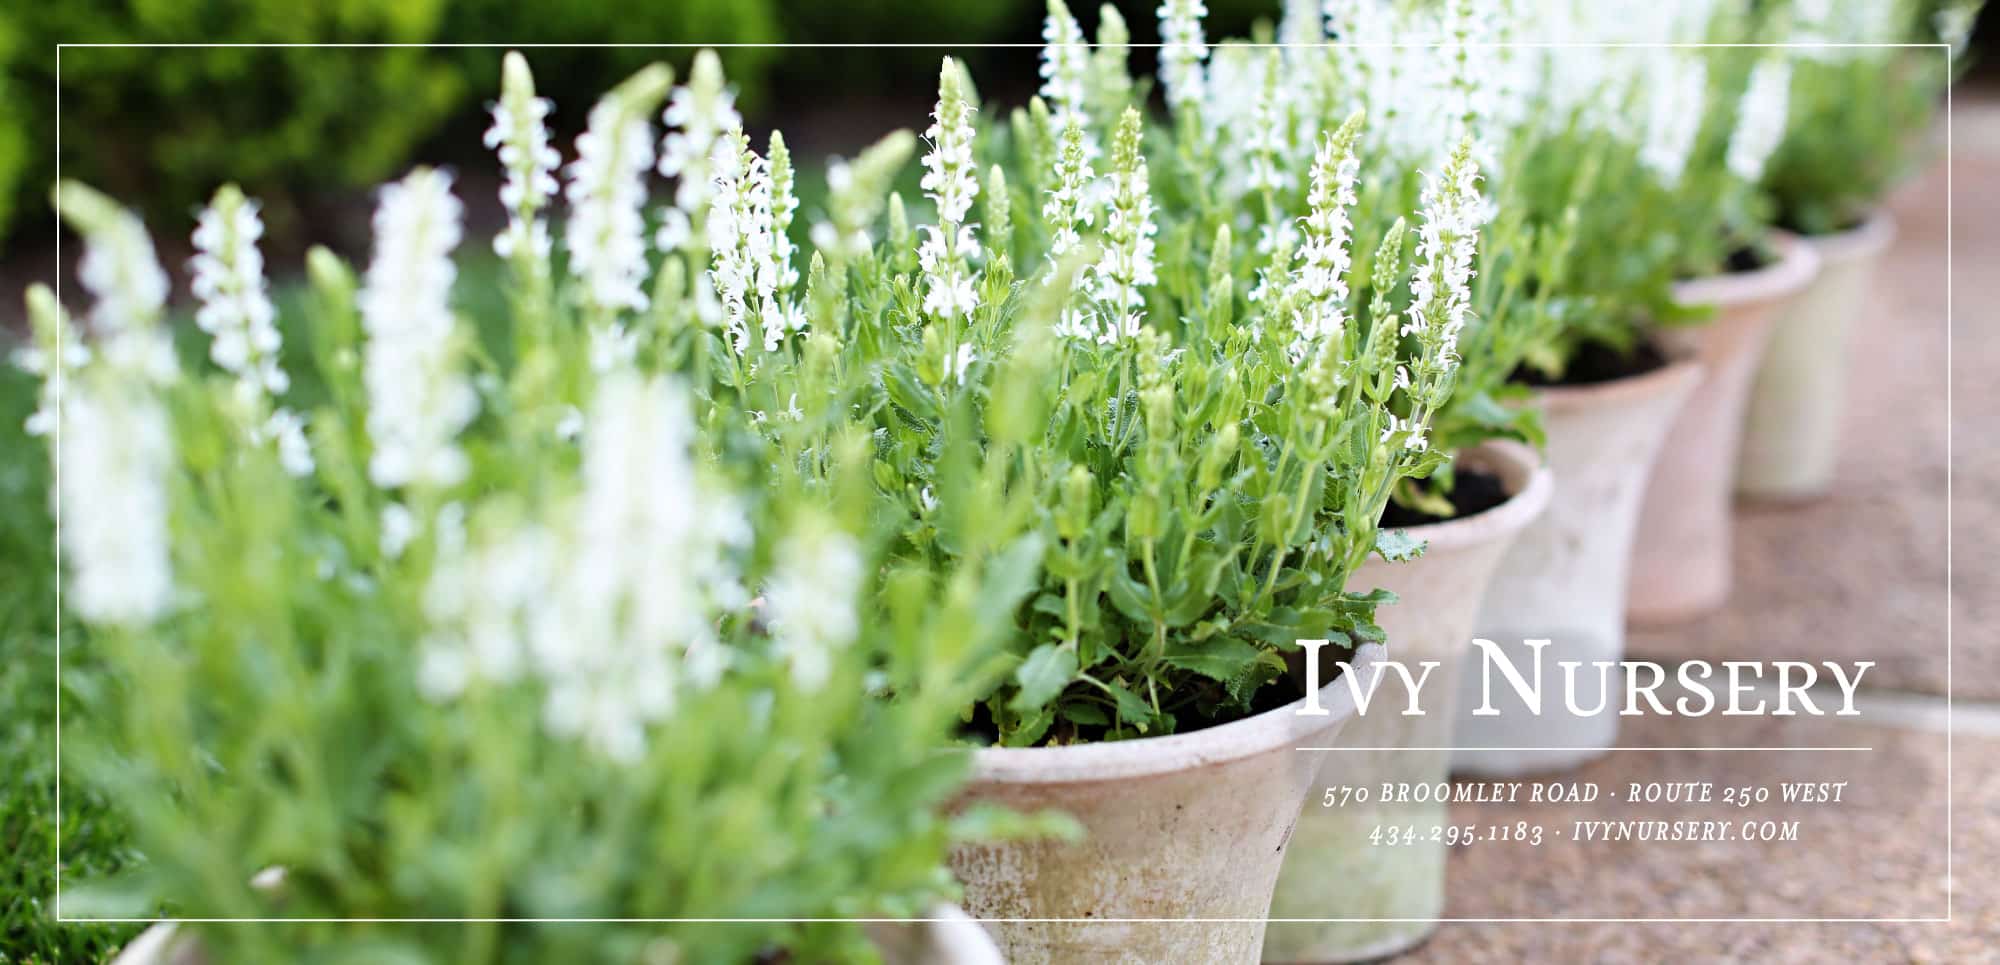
[[952, 215, 1895, 963]]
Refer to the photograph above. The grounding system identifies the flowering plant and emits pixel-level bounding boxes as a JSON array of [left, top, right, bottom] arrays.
[[1283, 0, 1810, 386], [31, 54, 1058, 959], [1760, 0, 1980, 235], [655, 35, 1485, 742]]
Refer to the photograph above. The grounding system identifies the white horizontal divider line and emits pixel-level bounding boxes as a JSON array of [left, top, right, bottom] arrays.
[[1293, 746, 1873, 751], [59, 916, 1953, 924]]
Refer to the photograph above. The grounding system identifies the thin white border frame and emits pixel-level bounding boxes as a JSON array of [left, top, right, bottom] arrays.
[[46, 40, 1954, 927]]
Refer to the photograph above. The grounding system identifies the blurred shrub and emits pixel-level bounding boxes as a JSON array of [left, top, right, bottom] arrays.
[[0, 0, 786, 250], [0, 0, 1039, 252], [7, 2, 461, 246]]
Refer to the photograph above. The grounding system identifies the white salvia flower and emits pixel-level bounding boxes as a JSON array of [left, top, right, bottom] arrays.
[[1726, 58, 1792, 183], [1279, 0, 1323, 51], [1084, 109, 1157, 343], [57, 381, 174, 627], [53, 183, 177, 386], [1402, 138, 1482, 385], [944, 341, 978, 385], [519, 371, 750, 761], [658, 50, 742, 245], [1787, 0, 1839, 60], [1041, 0, 1092, 130], [566, 66, 669, 319], [554, 405, 585, 441], [380, 502, 418, 559], [1283, 118, 1363, 364], [486, 51, 560, 265], [810, 130, 918, 265], [1052, 305, 1097, 341], [1243, 51, 1291, 196], [707, 130, 798, 354], [190, 185, 311, 475], [1043, 119, 1099, 260], [264, 409, 315, 477], [360, 168, 477, 489], [1089, 4, 1135, 118], [1440, 0, 1498, 146], [59, 182, 169, 336], [764, 526, 865, 691], [767, 131, 801, 298], [1638, 52, 1708, 188], [1157, 0, 1210, 113], [419, 519, 554, 700], [16, 286, 89, 439], [919, 60, 983, 322], [1379, 412, 1428, 451], [1202, 44, 1262, 145], [589, 321, 641, 372]]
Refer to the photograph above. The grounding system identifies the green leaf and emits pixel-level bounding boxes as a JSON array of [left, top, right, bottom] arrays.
[[1104, 566, 1155, 623], [1008, 643, 1078, 715], [1060, 702, 1110, 727], [1374, 528, 1427, 562], [1160, 638, 1266, 683], [1105, 681, 1153, 729]]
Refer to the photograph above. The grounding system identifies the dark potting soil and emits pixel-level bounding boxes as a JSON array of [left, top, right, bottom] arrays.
[[1513, 339, 1667, 388], [957, 660, 1344, 747], [1725, 243, 1775, 274], [1377, 468, 1511, 529]]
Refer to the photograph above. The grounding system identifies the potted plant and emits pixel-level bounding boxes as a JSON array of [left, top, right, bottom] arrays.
[[1199, 6, 1558, 958], [32, 54, 1062, 964], [655, 5, 1475, 948], [1586, 18, 1827, 625], [1438, 33, 1727, 773], [1736, 0, 1973, 499]]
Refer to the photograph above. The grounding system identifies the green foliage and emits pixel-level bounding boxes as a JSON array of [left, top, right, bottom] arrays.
[[15, 2, 462, 241], [1761, 0, 1971, 235], [29, 55, 1065, 958], [671, 54, 1475, 744]]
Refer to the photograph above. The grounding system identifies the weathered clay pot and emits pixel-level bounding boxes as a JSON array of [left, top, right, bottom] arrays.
[[1263, 441, 1549, 964], [111, 905, 1006, 965], [1455, 355, 1704, 776], [1627, 234, 1821, 625], [1736, 212, 1897, 500], [952, 644, 1388, 964]]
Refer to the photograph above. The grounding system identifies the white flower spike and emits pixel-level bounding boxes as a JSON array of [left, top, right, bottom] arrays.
[[1157, 0, 1211, 114], [918, 59, 983, 323], [566, 64, 672, 322], [487, 51, 561, 267], [1726, 58, 1792, 183], [360, 167, 477, 489]]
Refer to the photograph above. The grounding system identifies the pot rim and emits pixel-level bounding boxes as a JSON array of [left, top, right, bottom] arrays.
[[1670, 230, 1822, 310], [969, 643, 1386, 784], [1373, 439, 1553, 555], [1799, 208, 1897, 263], [1533, 351, 1706, 414]]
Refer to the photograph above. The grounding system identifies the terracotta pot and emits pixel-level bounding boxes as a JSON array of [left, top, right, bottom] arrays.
[[1736, 212, 1897, 500], [1455, 355, 1704, 776], [951, 644, 1388, 964], [1263, 441, 1550, 964], [111, 905, 1006, 965], [1627, 234, 1822, 625]]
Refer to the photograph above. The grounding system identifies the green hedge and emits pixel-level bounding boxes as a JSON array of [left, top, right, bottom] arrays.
[[0, 0, 1051, 249]]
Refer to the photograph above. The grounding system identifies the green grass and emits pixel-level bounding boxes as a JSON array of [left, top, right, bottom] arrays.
[[0, 361, 142, 964]]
